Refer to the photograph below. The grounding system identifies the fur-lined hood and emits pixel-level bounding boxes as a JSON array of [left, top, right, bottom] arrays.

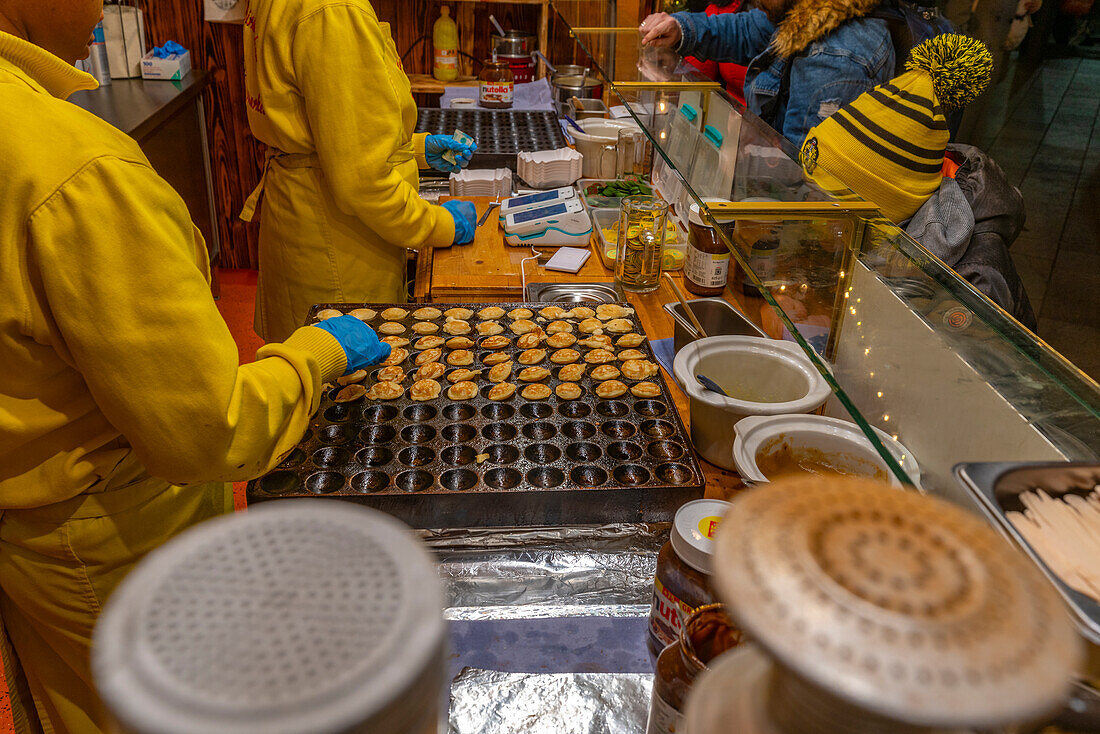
[[771, 0, 881, 58]]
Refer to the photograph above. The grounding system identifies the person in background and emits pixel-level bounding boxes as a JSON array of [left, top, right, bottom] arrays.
[[799, 34, 1038, 328], [681, 0, 749, 103], [640, 0, 896, 146], [0, 1, 392, 731], [242, 0, 479, 342]]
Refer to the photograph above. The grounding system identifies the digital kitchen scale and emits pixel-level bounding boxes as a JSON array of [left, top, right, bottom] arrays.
[[498, 187, 577, 217], [503, 199, 592, 247]]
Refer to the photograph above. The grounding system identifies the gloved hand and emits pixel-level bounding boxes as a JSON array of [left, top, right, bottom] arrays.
[[424, 134, 477, 173], [311, 315, 391, 373], [442, 200, 477, 245]]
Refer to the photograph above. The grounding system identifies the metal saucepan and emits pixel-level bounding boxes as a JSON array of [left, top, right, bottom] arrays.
[[491, 31, 537, 57], [551, 71, 602, 106]]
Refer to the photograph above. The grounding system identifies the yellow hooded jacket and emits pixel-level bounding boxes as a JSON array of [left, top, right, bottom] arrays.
[[243, 0, 455, 341], [0, 31, 348, 509]]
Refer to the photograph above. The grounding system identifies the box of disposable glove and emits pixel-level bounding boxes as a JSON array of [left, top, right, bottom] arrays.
[[140, 47, 191, 81]]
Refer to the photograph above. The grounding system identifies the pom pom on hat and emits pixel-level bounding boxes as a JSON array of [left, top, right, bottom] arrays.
[[906, 34, 994, 111]]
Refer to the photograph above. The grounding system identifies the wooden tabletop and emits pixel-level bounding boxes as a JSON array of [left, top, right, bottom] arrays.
[[415, 196, 750, 499]]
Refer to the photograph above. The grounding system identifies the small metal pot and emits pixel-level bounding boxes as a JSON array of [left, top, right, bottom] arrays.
[[491, 31, 537, 56], [551, 72, 602, 106]]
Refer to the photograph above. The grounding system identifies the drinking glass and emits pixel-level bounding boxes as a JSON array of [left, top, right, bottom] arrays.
[[615, 196, 668, 293]]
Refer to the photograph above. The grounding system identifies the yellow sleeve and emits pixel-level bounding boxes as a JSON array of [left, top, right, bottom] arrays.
[[27, 156, 348, 484], [292, 5, 455, 248], [413, 132, 430, 170]]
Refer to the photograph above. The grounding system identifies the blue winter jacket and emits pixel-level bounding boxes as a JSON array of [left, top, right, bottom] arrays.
[[672, 8, 896, 146]]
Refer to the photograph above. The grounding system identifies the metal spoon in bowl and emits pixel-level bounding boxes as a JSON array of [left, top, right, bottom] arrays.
[[696, 374, 728, 396]]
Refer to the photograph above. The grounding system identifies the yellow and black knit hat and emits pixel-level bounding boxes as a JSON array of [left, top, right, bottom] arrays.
[[799, 34, 993, 222]]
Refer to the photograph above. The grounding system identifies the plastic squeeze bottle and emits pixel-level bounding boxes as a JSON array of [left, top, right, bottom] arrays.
[[433, 7, 459, 81]]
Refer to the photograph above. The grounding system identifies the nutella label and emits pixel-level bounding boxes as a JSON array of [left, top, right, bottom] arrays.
[[646, 688, 682, 734], [684, 245, 729, 289], [649, 576, 693, 649], [479, 81, 514, 105]]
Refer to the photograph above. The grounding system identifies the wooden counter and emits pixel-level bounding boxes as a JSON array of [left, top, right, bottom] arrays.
[[415, 196, 753, 500]]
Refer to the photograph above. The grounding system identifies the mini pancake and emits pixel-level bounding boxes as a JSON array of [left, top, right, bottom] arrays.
[[578, 335, 613, 349], [446, 350, 475, 366], [604, 318, 632, 334], [333, 384, 366, 402], [348, 308, 376, 321], [381, 336, 409, 348], [517, 349, 546, 365], [590, 364, 621, 381], [415, 362, 446, 381], [507, 308, 533, 320], [446, 368, 481, 383], [557, 364, 586, 382], [617, 349, 646, 362], [482, 352, 511, 366], [630, 381, 661, 398], [517, 366, 551, 382], [567, 306, 595, 319], [616, 333, 646, 348], [521, 384, 553, 400], [412, 306, 442, 320], [410, 379, 441, 401], [381, 307, 408, 321], [487, 360, 513, 383], [555, 382, 583, 400], [595, 380, 628, 398], [550, 349, 580, 365], [366, 381, 403, 400], [478, 306, 506, 320], [477, 321, 504, 336], [487, 382, 516, 401], [546, 320, 573, 335], [414, 348, 442, 366], [411, 321, 439, 335], [510, 319, 538, 335], [316, 308, 343, 320], [375, 366, 405, 382], [443, 320, 471, 335], [480, 335, 511, 350], [382, 347, 408, 366], [621, 359, 659, 381], [596, 304, 632, 320], [336, 369, 368, 386], [578, 318, 602, 334], [516, 330, 545, 349], [447, 381, 478, 401], [446, 336, 476, 349], [538, 306, 568, 319], [444, 307, 473, 320], [414, 336, 445, 350], [546, 333, 577, 349], [584, 348, 615, 364], [378, 322, 406, 335]]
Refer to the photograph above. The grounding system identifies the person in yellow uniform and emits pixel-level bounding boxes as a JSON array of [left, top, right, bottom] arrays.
[[242, 0, 479, 342], [0, 2, 392, 732]]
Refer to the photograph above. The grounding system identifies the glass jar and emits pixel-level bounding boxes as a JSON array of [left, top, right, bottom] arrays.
[[478, 58, 514, 109], [685, 202, 731, 296], [646, 604, 744, 734], [648, 498, 730, 654], [615, 195, 667, 294]]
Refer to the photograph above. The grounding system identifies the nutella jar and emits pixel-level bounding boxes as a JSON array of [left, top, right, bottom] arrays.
[[478, 57, 514, 109], [648, 498, 730, 654], [646, 604, 744, 734], [684, 203, 731, 296]]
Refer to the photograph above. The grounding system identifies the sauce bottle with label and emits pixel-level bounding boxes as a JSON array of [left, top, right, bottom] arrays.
[[432, 6, 459, 81], [684, 202, 730, 296], [478, 55, 514, 109]]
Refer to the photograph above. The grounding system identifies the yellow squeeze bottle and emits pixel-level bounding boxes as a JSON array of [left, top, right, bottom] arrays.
[[433, 7, 459, 81]]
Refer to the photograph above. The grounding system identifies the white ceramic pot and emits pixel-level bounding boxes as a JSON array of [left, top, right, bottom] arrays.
[[731, 414, 921, 488], [672, 336, 831, 470], [570, 118, 640, 178]]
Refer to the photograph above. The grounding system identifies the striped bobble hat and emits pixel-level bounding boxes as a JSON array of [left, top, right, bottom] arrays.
[[799, 34, 993, 223]]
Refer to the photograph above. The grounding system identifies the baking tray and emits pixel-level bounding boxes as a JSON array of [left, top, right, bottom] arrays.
[[248, 302, 705, 527], [954, 461, 1100, 643], [415, 109, 568, 171]]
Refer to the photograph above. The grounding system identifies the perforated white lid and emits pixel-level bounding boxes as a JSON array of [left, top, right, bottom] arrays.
[[711, 477, 1081, 730], [93, 501, 445, 734], [671, 499, 730, 574]]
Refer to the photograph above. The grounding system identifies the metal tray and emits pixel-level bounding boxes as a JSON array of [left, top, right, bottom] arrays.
[[662, 297, 767, 354], [954, 461, 1100, 643], [415, 109, 568, 171], [248, 302, 705, 527]]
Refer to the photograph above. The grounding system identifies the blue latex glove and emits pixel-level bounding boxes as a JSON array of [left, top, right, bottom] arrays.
[[424, 134, 477, 173], [442, 200, 477, 245], [153, 41, 187, 59], [311, 315, 391, 373]]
